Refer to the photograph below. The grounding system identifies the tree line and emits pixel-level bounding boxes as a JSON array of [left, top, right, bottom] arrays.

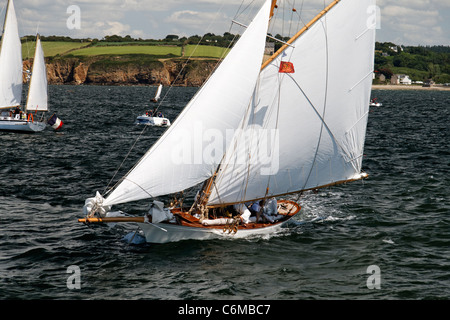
[[20, 32, 290, 49], [375, 42, 450, 83], [18, 35, 450, 83]]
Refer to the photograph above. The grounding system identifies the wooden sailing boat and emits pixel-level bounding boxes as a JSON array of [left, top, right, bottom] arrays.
[[0, 0, 49, 132], [80, 0, 376, 244], [135, 84, 171, 127]]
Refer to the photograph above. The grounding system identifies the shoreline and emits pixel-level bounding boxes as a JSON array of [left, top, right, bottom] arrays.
[[372, 84, 450, 91]]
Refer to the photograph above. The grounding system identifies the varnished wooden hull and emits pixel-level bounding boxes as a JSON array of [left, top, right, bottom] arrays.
[[139, 200, 300, 244]]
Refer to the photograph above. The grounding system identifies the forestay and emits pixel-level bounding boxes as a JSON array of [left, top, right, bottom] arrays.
[[208, 0, 376, 205], [102, 0, 273, 207], [0, 0, 22, 109]]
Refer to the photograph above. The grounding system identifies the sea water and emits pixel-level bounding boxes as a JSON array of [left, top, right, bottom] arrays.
[[0, 86, 449, 300]]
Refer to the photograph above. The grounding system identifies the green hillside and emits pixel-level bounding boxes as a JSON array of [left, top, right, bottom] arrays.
[[20, 35, 450, 84], [375, 42, 450, 84], [69, 45, 182, 57], [22, 42, 230, 60], [22, 41, 88, 59]]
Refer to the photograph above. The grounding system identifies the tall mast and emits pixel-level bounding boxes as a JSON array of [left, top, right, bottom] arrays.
[[270, 0, 278, 18], [192, 0, 278, 213]]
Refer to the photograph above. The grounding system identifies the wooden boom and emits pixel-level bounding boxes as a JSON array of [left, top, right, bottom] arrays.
[[78, 216, 146, 224]]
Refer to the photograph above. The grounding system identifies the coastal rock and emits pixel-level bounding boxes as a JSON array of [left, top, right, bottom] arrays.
[[73, 62, 89, 84], [22, 56, 219, 87], [47, 58, 77, 84]]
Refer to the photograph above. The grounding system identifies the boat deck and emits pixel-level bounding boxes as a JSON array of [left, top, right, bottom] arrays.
[[170, 200, 301, 231], [79, 200, 301, 231]]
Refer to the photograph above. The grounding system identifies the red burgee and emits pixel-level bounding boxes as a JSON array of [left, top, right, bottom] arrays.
[[279, 61, 295, 73]]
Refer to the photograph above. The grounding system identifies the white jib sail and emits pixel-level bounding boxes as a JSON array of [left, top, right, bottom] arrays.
[[26, 35, 48, 112], [0, 0, 22, 109], [208, 0, 376, 206], [102, 0, 273, 207]]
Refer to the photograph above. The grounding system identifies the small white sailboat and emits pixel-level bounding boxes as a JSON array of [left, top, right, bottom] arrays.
[[0, 0, 52, 133], [135, 84, 171, 127], [151, 83, 162, 103], [80, 0, 375, 244]]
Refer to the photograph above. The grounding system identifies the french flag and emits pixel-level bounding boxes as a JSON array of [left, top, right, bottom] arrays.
[[47, 114, 63, 130]]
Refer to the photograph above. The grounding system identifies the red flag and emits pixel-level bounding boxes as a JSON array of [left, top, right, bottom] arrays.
[[279, 61, 295, 73]]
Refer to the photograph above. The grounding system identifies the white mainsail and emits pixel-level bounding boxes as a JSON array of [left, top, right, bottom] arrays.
[[153, 84, 162, 102], [102, 0, 273, 207], [26, 35, 48, 112], [208, 0, 376, 205], [0, 0, 22, 109]]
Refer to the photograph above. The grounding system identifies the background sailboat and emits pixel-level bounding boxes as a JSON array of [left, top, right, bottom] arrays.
[[151, 83, 162, 103], [24, 34, 48, 130], [0, 1, 53, 133], [80, 0, 376, 244], [135, 84, 171, 127]]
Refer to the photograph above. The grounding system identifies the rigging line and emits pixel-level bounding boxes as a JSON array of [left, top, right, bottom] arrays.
[[112, 177, 155, 201], [288, 0, 296, 37], [102, 2, 230, 196], [208, 87, 257, 206], [103, 122, 149, 195], [233, 0, 257, 23], [287, 18, 357, 187], [260, 69, 284, 200], [285, 74, 357, 173], [152, 1, 229, 117], [294, 0, 306, 35]]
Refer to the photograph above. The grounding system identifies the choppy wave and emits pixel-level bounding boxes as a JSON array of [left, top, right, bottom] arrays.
[[1, 87, 449, 300]]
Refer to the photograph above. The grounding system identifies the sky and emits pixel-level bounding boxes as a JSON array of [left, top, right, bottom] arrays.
[[5, 0, 450, 46]]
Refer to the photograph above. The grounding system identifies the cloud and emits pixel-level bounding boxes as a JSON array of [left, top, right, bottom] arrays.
[[376, 0, 450, 45], [165, 10, 230, 36], [7, 0, 450, 45]]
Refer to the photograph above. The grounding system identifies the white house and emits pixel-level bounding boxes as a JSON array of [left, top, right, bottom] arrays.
[[391, 74, 412, 85]]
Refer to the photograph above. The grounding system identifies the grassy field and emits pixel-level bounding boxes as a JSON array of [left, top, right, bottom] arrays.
[[184, 45, 230, 58], [69, 45, 183, 57], [22, 41, 88, 59], [22, 41, 229, 59]]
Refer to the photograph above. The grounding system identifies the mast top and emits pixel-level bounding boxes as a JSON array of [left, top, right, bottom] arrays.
[[270, 0, 277, 18], [262, 0, 341, 70]]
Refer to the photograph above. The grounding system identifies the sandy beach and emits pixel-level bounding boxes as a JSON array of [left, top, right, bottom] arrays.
[[372, 84, 450, 91]]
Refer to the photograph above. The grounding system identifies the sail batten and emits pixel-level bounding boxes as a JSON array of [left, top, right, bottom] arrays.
[[0, 0, 22, 109]]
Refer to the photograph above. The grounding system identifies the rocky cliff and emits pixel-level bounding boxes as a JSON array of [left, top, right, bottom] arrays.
[[23, 56, 219, 87]]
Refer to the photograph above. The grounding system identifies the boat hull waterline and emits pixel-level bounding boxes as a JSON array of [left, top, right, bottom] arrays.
[[0, 119, 46, 132], [80, 200, 301, 244], [135, 115, 171, 127]]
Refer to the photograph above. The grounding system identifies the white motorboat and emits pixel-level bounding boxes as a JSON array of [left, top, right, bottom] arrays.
[[134, 114, 171, 127]]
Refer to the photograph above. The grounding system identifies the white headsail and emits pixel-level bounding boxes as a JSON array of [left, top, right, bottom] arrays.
[[102, 0, 273, 207], [0, 0, 22, 109], [208, 0, 376, 205], [26, 35, 48, 112]]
